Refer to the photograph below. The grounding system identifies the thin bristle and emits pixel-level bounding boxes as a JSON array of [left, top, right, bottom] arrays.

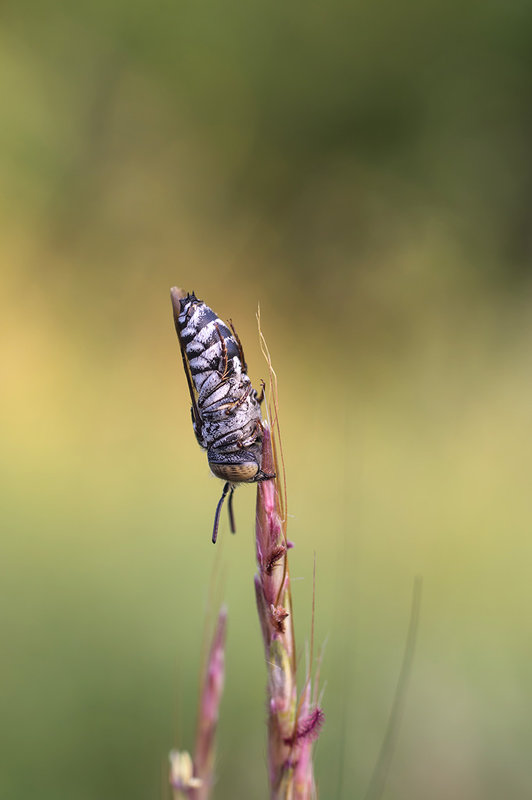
[[257, 306, 287, 526]]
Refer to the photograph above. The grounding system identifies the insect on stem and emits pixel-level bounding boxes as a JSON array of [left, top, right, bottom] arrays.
[[172, 289, 267, 543]]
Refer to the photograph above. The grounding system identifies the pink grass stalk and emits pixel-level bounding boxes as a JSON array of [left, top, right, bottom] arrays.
[[170, 607, 227, 800], [254, 330, 324, 800]]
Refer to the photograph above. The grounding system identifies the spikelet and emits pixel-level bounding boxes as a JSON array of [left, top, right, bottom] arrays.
[[255, 312, 324, 800]]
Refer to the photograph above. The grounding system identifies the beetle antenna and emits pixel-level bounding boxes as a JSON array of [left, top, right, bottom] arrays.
[[227, 485, 236, 534], [212, 482, 231, 544]]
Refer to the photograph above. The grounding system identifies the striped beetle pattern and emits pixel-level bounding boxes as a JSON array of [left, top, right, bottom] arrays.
[[171, 288, 273, 542]]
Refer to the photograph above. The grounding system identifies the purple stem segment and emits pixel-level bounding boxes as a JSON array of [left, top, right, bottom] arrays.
[[170, 608, 227, 800], [192, 607, 227, 800]]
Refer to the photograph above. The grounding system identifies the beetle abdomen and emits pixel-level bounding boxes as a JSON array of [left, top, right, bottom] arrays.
[[175, 292, 263, 482]]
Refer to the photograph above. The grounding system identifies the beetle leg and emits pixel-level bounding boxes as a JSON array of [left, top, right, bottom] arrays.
[[228, 318, 248, 373], [215, 323, 230, 381], [238, 419, 262, 448], [224, 382, 252, 415], [255, 469, 276, 482], [256, 379, 266, 404], [227, 485, 236, 534], [212, 481, 231, 544]]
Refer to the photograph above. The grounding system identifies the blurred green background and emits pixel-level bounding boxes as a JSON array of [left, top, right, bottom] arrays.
[[2, 2, 532, 798]]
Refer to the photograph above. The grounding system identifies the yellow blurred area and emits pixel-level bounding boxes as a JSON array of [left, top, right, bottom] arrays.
[[2, 3, 532, 798]]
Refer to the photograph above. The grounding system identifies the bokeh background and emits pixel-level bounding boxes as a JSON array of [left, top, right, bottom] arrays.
[[2, 2, 532, 798]]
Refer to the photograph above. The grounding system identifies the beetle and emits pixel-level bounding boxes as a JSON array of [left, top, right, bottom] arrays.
[[171, 287, 274, 542]]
